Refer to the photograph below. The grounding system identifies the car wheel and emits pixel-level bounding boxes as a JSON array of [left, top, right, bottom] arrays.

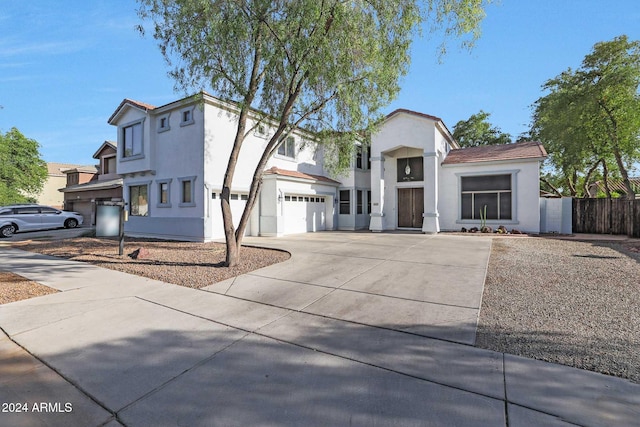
[[0, 224, 16, 238], [64, 218, 78, 229]]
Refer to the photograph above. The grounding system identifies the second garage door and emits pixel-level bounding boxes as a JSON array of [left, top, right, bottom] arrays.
[[284, 195, 326, 234]]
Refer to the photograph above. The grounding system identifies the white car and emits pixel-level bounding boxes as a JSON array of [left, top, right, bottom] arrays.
[[0, 204, 84, 238]]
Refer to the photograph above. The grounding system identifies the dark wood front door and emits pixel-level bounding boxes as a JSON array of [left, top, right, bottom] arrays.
[[397, 188, 424, 228]]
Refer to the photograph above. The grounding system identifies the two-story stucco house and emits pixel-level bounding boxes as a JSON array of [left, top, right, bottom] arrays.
[[107, 93, 546, 241]]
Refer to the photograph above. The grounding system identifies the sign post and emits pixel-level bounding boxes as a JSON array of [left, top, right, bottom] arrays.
[[96, 202, 126, 256]]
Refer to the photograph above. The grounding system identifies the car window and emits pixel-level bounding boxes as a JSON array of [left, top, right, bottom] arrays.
[[0, 209, 13, 215], [15, 207, 40, 214], [40, 207, 59, 214]]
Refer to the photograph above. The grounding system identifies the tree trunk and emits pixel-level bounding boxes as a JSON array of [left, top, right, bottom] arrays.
[[601, 159, 612, 199], [612, 147, 635, 199], [582, 160, 600, 197]]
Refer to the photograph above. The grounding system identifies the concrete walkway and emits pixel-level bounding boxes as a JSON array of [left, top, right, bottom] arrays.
[[0, 232, 639, 427]]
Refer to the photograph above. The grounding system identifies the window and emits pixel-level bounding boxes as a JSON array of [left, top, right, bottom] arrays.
[[180, 107, 195, 126], [356, 146, 369, 170], [367, 190, 371, 214], [103, 156, 116, 174], [67, 173, 79, 186], [157, 179, 171, 207], [277, 136, 295, 158], [178, 176, 196, 206], [158, 114, 171, 132], [130, 185, 149, 216], [461, 174, 512, 220], [356, 147, 363, 169], [212, 192, 217, 199], [123, 122, 143, 158], [230, 194, 239, 200], [254, 124, 268, 139], [339, 190, 350, 215], [285, 195, 291, 201], [357, 190, 363, 214], [397, 157, 424, 182]]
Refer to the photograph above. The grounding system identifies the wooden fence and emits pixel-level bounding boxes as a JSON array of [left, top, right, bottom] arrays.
[[572, 198, 640, 237]]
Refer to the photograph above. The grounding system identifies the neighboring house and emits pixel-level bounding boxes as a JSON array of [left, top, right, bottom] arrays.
[[32, 163, 88, 209], [59, 141, 123, 225], [587, 178, 640, 198], [107, 93, 546, 241]]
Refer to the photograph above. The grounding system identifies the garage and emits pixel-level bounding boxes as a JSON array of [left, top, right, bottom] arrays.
[[283, 195, 326, 234]]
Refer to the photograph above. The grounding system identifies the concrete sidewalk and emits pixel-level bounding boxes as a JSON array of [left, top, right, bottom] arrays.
[[1, 233, 639, 426]]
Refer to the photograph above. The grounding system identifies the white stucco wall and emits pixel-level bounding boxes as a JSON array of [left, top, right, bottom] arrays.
[[439, 159, 543, 233]]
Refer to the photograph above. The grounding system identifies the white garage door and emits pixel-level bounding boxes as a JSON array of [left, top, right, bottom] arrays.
[[284, 195, 326, 234]]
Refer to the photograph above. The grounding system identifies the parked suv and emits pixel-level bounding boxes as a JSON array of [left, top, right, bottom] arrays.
[[0, 204, 84, 238]]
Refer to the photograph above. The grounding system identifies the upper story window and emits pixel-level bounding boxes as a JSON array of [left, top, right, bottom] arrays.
[[254, 123, 268, 139], [180, 107, 195, 127], [277, 136, 295, 159], [397, 157, 424, 182], [123, 121, 143, 158], [158, 113, 171, 133], [67, 173, 79, 186], [103, 156, 116, 174], [356, 145, 370, 170]]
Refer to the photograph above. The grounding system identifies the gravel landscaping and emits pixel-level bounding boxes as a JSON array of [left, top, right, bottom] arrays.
[[477, 236, 640, 384], [8, 237, 290, 289], [0, 270, 58, 304]]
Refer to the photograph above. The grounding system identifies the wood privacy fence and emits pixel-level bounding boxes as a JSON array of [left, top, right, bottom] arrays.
[[572, 198, 640, 237]]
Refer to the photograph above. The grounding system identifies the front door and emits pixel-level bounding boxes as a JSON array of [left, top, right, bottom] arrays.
[[397, 188, 424, 228]]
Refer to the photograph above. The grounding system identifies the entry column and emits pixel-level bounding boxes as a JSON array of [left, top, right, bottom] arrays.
[[369, 155, 385, 232], [422, 151, 439, 233]]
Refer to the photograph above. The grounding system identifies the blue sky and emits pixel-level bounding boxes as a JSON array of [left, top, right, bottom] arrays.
[[1, 0, 639, 165]]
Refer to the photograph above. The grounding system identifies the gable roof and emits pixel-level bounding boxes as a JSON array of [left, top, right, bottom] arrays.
[[442, 141, 547, 165], [589, 177, 640, 196], [264, 167, 340, 185], [47, 163, 90, 177], [108, 99, 157, 124], [92, 141, 117, 159], [384, 109, 458, 148]]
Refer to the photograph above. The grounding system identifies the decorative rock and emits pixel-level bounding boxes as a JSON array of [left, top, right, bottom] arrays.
[[511, 229, 522, 234], [469, 227, 479, 233], [128, 247, 150, 259], [461, 227, 468, 232]]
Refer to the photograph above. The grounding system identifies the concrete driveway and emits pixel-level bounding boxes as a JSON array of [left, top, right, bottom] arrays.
[[2, 231, 639, 427], [210, 231, 491, 345]]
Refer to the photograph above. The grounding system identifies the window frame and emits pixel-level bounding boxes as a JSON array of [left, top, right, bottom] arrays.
[[339, 190, 351, 215], [180, 107, 195, 127], [157, 113, 171, 133], [276, 136, 296, 159], [103, 155, 116, 175], [121, 119, 145, 161], [457, 172, 518, 223], [178, 176, 197, 207], [156, 178, 172, 208], [357, 190, 363, 214], [129, 183, 150, 217]]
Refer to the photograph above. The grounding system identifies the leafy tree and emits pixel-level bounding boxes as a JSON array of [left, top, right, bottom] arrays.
[[452, 110, 511, 147], [138, 0, 491, 266], [532, 36, 640, 199], [0, 127, 48, 205]]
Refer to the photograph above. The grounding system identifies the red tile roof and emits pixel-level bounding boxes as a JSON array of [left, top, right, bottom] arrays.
[[108, 99, 157, 124], [442, 141, 547, 165], [264, 167, 340, 184]]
